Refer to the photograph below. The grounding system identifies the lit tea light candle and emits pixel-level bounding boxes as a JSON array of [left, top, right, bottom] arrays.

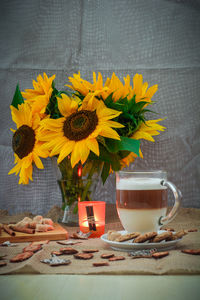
[[78, 201, 105, 238]]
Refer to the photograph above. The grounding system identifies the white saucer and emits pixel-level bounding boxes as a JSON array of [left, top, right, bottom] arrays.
[[101, 230, 182, 252]]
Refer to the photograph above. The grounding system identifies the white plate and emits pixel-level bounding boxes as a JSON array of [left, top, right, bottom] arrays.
[[101, 230, 182, 252]]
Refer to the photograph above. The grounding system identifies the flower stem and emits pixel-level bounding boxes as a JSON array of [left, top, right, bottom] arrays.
[[81, 162, 97, 202]]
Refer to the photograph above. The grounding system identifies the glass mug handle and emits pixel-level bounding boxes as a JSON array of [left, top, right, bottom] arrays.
[[159, 180, 182, 226]]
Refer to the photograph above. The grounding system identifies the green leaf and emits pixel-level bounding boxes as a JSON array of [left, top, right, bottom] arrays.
[[105, 136, 140, 156], [45, 86, 62, 119], [101, 162, 110, 184], [88, 143, 121, 171], [11, 84, 24, 108]]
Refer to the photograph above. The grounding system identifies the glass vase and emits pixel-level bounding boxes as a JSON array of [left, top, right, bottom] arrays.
[[58, 178, 99, 225], [53, 156, 102, 225]]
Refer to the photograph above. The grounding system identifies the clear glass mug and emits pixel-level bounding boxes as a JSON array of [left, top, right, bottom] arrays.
[[116, 170, 182, 233]]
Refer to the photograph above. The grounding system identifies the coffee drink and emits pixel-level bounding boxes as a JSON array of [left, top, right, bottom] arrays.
[[116, 178, 167, 233]]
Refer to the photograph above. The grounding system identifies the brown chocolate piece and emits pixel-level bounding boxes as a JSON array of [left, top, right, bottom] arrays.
[[152, 251, 169, 259], [115, 232, 140, 242], [3, 225, 15, 236], [133, 232, 157, 243], [82, 249, 99, 253], [60, 247, 78, 255], [187, 228, 198, 232], [181, 249, 200, 255], [109, 256, 125, 261], [101, 253, 115, 259], [51, 251, 63, 256], [23, 244, 42, 253], [0, 261, 7, 267], [74, 253, 94, 260], [93, 262, 109, 267], [10, 251, 33, 262], [152, 232, 173, 243]]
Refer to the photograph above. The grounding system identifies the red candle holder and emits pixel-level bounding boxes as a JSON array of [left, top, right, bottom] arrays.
[[78, 201, 105, 238]]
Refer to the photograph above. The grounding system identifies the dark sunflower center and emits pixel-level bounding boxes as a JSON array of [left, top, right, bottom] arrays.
[[12, 125, 36, 159], [63, 110, 98, 141]]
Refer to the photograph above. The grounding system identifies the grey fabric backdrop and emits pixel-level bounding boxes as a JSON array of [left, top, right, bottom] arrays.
[[0, 0, 199, 214]]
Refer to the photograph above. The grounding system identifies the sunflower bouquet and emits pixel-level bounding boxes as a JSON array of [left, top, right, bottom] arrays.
[[9, 72, 165, 212]]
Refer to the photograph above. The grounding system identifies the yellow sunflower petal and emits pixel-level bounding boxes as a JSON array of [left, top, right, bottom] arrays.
[[78, 141, 90, 165], [33, 153, 44, 169], [50, 140, 67, 156], [86, 138, 99, 156], [57, 94, 78, 117], [98, 125, 121, 140], [71, 143, 81, 167], [8, 162, 21, 175], [57, 141, 75, 164]]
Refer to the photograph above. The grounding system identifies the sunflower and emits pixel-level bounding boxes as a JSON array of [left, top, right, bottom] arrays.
[[67, 72, 157, 105], [8, 103, 49, 184], [39, 93, 124, 167], [121, 119, 165, 167], [21, 72, 56, 116]]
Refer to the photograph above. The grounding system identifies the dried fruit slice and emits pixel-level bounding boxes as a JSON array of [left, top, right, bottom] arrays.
[[181, 249, 200, 255], [0, 261, 7, 267], [74, 253, 94, 260], [51, 251, 63, 256], [109, 256, 125, 261], [82, 249, 99, 253], [152, 251, 169, 259], [101, 253, 115, 259], [187, 228, 198, 232], [93, 262, 109, 267], [60, 247, 78, 255], [10, 251, 33, 262], [23, 244, 42, 253]]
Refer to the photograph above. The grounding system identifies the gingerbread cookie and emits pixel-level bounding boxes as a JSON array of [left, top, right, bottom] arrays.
[[133, 232, 157, 243]]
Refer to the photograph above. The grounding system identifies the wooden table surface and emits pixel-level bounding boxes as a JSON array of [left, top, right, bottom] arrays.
[[0, 275, 200, 300]]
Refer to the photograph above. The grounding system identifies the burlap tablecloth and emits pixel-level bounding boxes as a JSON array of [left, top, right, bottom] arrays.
[[0, 206, 200, 275]]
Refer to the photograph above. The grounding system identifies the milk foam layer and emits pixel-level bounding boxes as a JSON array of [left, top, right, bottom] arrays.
[[117, 207, 167, 233], [117, 178, 166, 190]]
